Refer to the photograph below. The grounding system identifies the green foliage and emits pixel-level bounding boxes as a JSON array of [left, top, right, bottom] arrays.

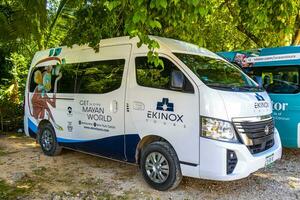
[[0, 0, 80, 131], [8, 53, 29, 101], [63, 0, 300, 52], [0, 85, 23, 131], [0, 53, 27, 131], [224, 0, 300, 47], [0, 0, 47, 49]]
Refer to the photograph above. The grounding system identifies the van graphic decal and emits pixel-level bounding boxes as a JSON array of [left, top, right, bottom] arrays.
[[233, 53, 253, 68], [49, 48, 62, 57], [147, 98, 185, 126], [67, 106, 73, 116], [254, 93, 269, 109], [255, 93, 265, 101], [79, 100, 115, 132], [27, 117, 140, 162], [27, 49, 66, 131], [156, 98, 174, 112], [58, 134, 141, 163]]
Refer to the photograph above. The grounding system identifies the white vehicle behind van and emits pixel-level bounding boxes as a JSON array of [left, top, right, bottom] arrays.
[[24, 36, 282, 190]]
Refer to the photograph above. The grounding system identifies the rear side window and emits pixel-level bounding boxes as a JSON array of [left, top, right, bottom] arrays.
[[30, 67, 42, 92], [76, 59, 125, 94], [135, 57, 194, 93], [252, 67, 300, 94], [29, 65, 76, 93], [29, 59, 124, 94], [29, 66, 58, 93]]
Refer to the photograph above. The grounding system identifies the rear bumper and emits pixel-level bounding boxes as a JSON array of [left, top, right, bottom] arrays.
[[199, 128, 282, 181]]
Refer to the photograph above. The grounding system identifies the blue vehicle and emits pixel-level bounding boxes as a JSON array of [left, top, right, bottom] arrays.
[[218, 46, 300, 148]]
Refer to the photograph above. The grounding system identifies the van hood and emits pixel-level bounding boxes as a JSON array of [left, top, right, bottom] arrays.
[[199, 84, 272, 121]]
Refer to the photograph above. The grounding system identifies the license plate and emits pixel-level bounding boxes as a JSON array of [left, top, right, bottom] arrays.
[[265, 153, 274, 167]]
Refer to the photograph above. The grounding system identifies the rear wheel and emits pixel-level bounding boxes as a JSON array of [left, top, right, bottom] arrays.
[[140, 141, 182, 191], [39, 123, 62, 156]]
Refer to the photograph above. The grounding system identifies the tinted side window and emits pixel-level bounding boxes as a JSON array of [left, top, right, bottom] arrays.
[[135, 57, 194, 93], [76, 59, 125, 94], [54, 64, 77, 93], [252, 67, 300, 94]]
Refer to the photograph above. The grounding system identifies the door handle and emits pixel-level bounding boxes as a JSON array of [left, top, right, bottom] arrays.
[[110, 100, 118, 113], [133, 101, 145, 110]]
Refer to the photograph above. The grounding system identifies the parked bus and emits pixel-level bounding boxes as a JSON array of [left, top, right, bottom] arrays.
[[24, 36, 281, 190], [218, 46, 300, 148]]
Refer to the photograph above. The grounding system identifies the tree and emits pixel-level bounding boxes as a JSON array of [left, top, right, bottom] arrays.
[[0, 0, 79, 131], [64, 0, 300, 52]]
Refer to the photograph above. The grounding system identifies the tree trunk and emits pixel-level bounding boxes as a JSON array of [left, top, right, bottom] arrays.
[[292, 12, 300, 45], [292, 30, 300, 45], [0, 111, 3, 132], [44, 0, 70, 48], [224, 0, 263, 47]]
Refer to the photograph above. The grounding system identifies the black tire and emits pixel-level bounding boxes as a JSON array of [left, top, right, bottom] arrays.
[[140, 141, 182, 191], [38, 123, 62, 156]]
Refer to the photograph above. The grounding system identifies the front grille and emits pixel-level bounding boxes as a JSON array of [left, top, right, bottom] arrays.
[[233, 118, 275, 154]]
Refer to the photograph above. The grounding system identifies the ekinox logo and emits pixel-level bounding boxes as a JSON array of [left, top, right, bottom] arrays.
[[254, 93, 269, 109], [255, 93, 265, 101], [156, 98, 174, 111], [147, 98, 183, 123]]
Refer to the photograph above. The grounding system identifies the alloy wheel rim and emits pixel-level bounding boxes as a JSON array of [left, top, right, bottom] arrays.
[[41, 129, 53, 151], [145, 152, 169, 184]]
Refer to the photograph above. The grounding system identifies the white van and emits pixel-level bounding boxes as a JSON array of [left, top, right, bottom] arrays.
[[24, 36, 282, 190]]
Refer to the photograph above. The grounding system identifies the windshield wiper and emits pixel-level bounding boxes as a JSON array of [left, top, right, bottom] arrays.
[[206, 83, 264, 92], [238, 85, 264, 91], [206, 83, 240, 90], [206, 83, 232, 88]]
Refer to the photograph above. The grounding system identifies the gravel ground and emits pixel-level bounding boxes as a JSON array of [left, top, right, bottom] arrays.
[[0, 133, 299, 200]]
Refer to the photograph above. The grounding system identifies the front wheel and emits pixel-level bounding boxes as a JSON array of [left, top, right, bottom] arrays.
[[39, 123, 62, 156], [140, 141, 182, 191]]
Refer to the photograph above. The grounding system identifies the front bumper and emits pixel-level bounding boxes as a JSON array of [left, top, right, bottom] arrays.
[[199, 128, 282, 181]]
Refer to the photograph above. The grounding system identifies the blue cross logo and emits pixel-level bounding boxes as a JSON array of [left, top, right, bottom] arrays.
[[156, 98, 174, 112], [255, 93, 265, 101]]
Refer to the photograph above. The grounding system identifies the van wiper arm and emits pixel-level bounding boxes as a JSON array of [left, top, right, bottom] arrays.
[[206, 83, 231, 88], [238, 85, 264, 91], [206, 84, 263, 92], [206, 83, 239, 90]]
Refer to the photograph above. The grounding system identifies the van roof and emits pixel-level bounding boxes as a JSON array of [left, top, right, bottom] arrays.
[[85, 35, 217, 57], [31, 36, 220, 66]]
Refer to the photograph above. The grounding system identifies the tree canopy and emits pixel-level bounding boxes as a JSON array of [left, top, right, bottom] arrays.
[[56, 0, 300, 53], [1, 0, 300, 52]]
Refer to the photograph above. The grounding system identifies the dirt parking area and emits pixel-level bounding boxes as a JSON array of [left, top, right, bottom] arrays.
[[0, 132, 299, 200]]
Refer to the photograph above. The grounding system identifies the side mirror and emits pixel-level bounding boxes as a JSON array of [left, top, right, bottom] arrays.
[[170, 70, 185, 90]]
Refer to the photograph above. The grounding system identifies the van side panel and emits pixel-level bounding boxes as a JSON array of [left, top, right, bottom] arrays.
[[270, 93, 300, 148], [125, 50, 200, 176], [25, 44, 135, 161]]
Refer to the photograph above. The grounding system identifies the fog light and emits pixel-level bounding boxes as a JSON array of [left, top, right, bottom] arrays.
[[227, 150, 237, 174]]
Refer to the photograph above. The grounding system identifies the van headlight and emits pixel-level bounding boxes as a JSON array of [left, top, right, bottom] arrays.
[[201, 117, 239, 143]]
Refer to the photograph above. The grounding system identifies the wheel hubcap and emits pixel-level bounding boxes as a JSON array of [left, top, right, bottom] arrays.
[[41, 129, 53, 151], [145, 152, 169, 183]]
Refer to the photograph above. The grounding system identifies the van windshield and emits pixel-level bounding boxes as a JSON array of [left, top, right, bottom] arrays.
[[175, 53, 263, 92]]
